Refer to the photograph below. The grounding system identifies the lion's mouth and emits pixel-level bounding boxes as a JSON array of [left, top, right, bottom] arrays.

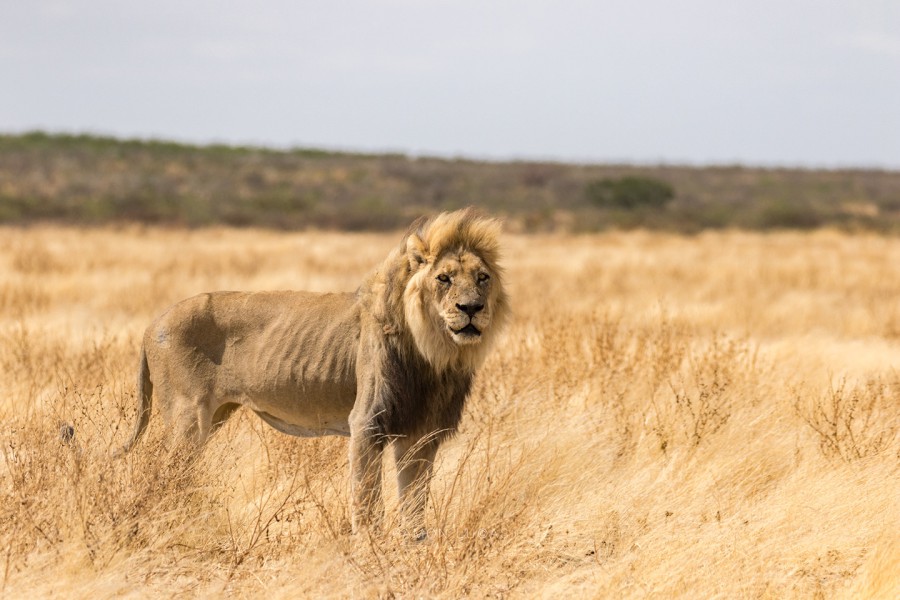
[[453, 323, 482, 337]]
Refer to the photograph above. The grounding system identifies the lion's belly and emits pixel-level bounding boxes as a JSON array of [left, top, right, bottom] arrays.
[[252, 408, 351, 437], [239, 377, 356, 437]]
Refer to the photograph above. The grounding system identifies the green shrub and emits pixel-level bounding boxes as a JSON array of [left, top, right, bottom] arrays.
[[585, 176, 675, 210]]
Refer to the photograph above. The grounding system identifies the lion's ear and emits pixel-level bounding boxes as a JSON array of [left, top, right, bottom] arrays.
[[406, 234, 428, 270]]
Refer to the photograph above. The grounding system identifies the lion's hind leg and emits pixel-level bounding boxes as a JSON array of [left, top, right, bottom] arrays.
[[158, 392, 218, 451]]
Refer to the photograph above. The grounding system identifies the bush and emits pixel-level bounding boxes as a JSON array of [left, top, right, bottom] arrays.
[[585, 176, 675, 210], [793, 378, 897, 462]]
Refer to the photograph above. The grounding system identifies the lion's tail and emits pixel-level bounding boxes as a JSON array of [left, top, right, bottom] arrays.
[[115, 344, 153, 457]]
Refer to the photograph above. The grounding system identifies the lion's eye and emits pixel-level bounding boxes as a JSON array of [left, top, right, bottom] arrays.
[[436, 274, 451, 283], [477, 273, 490, 283]]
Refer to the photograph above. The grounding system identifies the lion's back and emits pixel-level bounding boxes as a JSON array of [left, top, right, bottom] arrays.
[[143, 290, 361, 400]]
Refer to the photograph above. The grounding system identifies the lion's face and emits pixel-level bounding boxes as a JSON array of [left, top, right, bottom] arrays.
[[427, 250, 495, 346], [400, 213, 509, 371]]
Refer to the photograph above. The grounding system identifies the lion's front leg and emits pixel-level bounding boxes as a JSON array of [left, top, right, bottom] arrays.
[[394, 435, 439, 541], [348, 428, 385, 534]]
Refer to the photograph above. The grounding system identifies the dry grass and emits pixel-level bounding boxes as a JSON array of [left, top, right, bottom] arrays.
[[1, 225, 898, 598]]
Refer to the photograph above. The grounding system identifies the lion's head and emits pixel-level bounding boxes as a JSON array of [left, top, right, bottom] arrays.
[[385, 209, 509, 372]]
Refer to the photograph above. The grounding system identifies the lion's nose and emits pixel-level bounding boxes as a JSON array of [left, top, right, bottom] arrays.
[[456, 303, 484, 317]]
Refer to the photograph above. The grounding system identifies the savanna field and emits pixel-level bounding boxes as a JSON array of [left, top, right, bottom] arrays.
[[1, 225, 899, 598]]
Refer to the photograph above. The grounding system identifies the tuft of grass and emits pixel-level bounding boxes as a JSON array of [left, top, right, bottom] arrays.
[[794, 378, 898, 462]]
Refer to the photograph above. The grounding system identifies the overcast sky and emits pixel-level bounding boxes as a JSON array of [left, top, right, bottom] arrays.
[[2, 1, 899, 167]]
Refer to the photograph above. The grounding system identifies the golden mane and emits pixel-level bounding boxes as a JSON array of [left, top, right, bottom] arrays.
[[390, 208, 510, 372], [408, 207, 504, 270]]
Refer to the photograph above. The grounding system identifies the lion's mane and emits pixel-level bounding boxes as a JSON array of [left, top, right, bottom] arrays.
[[365, 208, 510, 374], [353, 208, 510, 439]]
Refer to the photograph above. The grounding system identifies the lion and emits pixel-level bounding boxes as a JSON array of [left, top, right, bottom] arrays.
[[119, 208, 509, 538]]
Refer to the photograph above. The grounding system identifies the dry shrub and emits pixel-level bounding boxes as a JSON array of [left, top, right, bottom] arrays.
[[662, 334, 763, 450], [794, 378, 899, 462]]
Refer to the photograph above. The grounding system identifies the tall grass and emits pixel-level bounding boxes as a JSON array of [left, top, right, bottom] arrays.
[[1, 226, 898, 597]]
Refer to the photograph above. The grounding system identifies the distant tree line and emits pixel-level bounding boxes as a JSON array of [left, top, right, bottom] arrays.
[[2, 132, 899, 233]]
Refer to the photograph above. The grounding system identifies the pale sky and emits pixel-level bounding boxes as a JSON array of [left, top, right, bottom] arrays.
[[2, 1, 899, 167]]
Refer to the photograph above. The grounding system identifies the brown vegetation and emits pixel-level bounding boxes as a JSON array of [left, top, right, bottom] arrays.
[[3, 132, 900, 232], [1, 226, 899, 597]]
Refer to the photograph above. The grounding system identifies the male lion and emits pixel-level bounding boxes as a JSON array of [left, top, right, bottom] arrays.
[[120, 208, 509, 538]]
